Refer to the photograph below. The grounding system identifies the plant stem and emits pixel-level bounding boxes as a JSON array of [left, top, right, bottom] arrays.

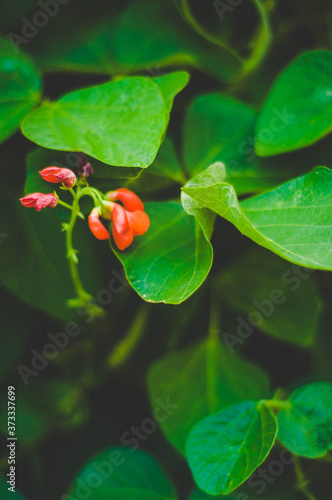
[[57, 199, 84, 218], [262, 399, 289, 412], [179, 0, 240, 59], [78, 186, 104, 206], [293, 456, 317, 500], [107, 304, 149, 368], [65, 194, 92, 304], [241, 0, 272, 76]]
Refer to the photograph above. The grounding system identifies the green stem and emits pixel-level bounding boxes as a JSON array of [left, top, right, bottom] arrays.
[[209, 296, 220, 341], [57, 199, 84, 219], [179, 0, 272, 78], [78, 186, 104, 207], [65, 195, 92, 304], [262, 399, 289, 411], [240, 0, 272, 76], [179, 0, 240, 59], [293, 456, 317, 500], [107, 305, 149, 368]]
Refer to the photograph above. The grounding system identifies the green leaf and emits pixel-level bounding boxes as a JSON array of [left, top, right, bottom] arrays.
[[255, 51, 332, 156], [184, 94, 256, 177], [183, 94, 286, 194], [86, 491, 173, 500], [148, 137, 186, 184], [147, 334, 269, 452], [218, 247, 321, 346], [277, 382, 332, 458], [68, 447, 175, 500], [188, 489, 234, 500], [0, 37, 41, 144], [186, 401, 278, 495], [153, 72, 189, 112], [21, 73, 188, 167], [113, 202, 213, 304], [182, 163, 332, 270], [25, 0, 241, 81], [188, 488, 296, 500]]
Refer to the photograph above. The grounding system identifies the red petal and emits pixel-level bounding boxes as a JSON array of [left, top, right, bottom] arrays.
[[88, 209, 110, 240], [39, 167, 62, 184], [112, 203, 131, 234], [126, 211, 150, 236], [107, 188, 144, 212], [112, 225, 134, 250]]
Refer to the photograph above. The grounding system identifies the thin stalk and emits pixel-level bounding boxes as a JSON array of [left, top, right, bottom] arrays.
[[293, 456, 317, 500], [107, 304, 149, 368], [65, 195, 91, 304], [57, 199, 84, 219]]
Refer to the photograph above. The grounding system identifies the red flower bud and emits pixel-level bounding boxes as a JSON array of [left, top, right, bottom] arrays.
[[39, 167, 77, 188], [126, 210, 150, 236], [88, 208, 110, 240], [20, 193, 58, 211], [106, 188, 144, 212]]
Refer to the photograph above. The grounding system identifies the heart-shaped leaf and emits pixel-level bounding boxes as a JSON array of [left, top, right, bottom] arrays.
[[182, 163, 332, 270], [255, 51, 332, 156], [218, 247, 321, 346], [277, 382, 332, 458], [113, 202, 213, 304], [147, 334, 269, 452], [186, 401, 278, 495], [21, 72, 188, 167], [67, 447, 175, 500], [183, 94, 286, 194], [0, 37, 41, 143]]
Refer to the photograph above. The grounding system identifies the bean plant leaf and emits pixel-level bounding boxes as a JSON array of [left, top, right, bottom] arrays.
[[218, 247, 321, 346], [255, 51, 332, 156], [113, 202, 213, 304], [186, 401, 278, 495], [147, 334, 269, 452], [188, 488, 296, 500], [188, 489, 233, 499], [0, 37, 41, 144], [148, 137, 186, 184], [30, 0, 241, 81], [21, 72, 189, 167], [183, 94, 286, 194], [277, 382, 332, 458], [68, 447, 175, 500], [182, 163, 332, 270]]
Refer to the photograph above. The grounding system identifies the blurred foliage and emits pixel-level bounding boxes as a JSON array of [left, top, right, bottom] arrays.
[[0, 1, 332, 499]]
